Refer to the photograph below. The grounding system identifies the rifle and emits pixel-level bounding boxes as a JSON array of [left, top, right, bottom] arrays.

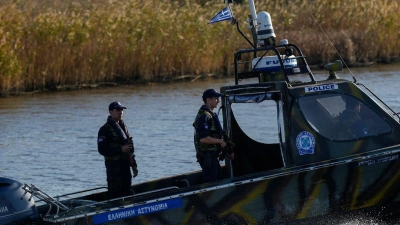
[[127, 137, 138, 177], [211, 113, 235, 161], [219, 134, 235, 161]]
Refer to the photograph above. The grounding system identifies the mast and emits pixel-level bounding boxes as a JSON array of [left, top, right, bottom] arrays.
[[247, 0, 258, 47]]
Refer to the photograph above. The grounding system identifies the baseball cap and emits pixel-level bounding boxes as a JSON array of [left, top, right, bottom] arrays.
[[202, 89, 222, 101], [109, 101, 127, 111]]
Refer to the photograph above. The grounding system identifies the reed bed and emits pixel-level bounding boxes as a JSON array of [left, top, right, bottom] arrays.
[[0, 0, 399, 95]]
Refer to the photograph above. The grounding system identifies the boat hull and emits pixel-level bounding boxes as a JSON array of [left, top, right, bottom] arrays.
[[38, 146, 400, 224]]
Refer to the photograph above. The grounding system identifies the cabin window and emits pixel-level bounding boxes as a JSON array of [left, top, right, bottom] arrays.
[[298, 94, 392, 141]]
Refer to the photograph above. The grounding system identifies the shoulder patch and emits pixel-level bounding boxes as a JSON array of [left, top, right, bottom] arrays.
[[98, 137, 105, 143]]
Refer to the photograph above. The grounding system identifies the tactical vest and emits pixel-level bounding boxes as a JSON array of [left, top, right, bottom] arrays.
[[102, 122, 129, 161], [193, 108, 221, 152]]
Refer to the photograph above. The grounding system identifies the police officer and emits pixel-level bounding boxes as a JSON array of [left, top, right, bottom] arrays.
[[193, 89, 234, 183], [98, 101, 138, 199], [334, 97, 368, 139]]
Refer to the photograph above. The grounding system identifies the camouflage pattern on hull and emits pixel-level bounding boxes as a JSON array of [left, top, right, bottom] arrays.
[[35, 146, 400, 224]]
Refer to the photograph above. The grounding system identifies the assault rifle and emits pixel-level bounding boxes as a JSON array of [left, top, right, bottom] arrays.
[[211, 111, 235, 161], [127, 137, 138, 177], [127, 137, 134, 153], [219, 134, 235, 161]]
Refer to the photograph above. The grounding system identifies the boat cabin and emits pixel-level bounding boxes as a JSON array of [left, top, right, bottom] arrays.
[[220, 41, 400, 178]]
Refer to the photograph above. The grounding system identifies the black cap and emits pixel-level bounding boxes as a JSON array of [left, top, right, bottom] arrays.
[[202, 89, 222, 101], [109, 101, 127, 111]]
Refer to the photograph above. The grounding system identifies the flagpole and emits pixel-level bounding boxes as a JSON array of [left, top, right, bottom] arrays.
[[227, 4, 234, 20]]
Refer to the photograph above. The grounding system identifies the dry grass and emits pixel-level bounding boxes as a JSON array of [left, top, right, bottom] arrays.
[[0, 0, 399, 94]]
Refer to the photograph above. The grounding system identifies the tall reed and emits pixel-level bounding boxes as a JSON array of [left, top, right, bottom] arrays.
[[0, 0, 399, 95]]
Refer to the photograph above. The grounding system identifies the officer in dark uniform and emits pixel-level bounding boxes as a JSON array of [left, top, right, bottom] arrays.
[[193, 89, 234, 183], [98, 101, 138, 199], [334, 97, 368, 140]]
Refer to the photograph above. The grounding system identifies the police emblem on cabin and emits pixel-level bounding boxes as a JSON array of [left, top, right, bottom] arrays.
[[296, 131, 315, 155]]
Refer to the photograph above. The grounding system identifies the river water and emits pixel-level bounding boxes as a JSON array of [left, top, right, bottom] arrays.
[[1, 63, 400, 200]]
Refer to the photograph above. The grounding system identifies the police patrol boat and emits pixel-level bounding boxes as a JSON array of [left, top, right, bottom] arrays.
[[3, 0, 400, 224]]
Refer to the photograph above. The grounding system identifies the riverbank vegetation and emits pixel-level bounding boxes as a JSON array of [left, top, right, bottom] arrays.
[[0, 0, 399, 95]]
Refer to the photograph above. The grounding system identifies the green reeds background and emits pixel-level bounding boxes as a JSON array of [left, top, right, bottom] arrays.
[[0, 0, 399, 95]]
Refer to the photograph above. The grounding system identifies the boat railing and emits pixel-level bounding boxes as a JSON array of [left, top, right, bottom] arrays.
[[133, 186, 180, 198], [224, 86, 274, 95], [31, 186, 107, 207], [55, 186, 107, 200], [233, 43, 316, 85], [102, 186, 181, 203], [22, 183, 70, 215], [36, 185, 182, 218], [69, 185, 181, 207]]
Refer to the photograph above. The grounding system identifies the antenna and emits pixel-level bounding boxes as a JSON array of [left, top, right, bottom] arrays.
[[311, 14, 356, 83]]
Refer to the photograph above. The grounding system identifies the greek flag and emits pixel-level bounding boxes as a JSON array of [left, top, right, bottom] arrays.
[[208, 7, 233, 24]]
